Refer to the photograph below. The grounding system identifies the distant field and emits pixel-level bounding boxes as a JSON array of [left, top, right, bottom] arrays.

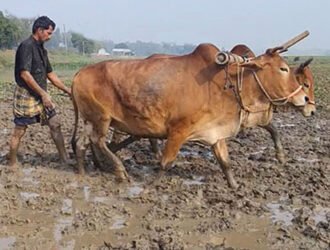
[[0, 50, 329, 108]]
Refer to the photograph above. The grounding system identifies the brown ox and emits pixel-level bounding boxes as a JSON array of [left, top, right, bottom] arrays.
[[98, 46, 316, 169], [230, 44, 315, 163], [71, 43, 308, 188]]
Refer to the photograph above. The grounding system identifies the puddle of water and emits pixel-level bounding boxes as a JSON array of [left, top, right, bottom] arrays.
[[110, 217, 126, 230], [61, 199, 73, 215], [312, 207, 330, 224], [161, 194, 169, 201], [267, 203, 294, 226], [54, 217, 73, 243], [180, 149, 200, 158], [182, 215, 270, 250], [22, 168, 34, 175], [83, 186, 90, 201], [93, 196, 109, 204], [183, 176, 204, 186], [296, 157, 320, 163], [22, 177, 39, 185], [21, 168, 39, 185], [127, 185, 144, 198], [67, 181, 78, 188], [279, 124, 295, 128], [0, 236, 16, 249], [60, 239, 75, 250], [20, 192, 39, 201]]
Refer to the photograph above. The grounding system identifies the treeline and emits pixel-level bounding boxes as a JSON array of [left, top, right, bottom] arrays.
[[0, 11, 195, 56]]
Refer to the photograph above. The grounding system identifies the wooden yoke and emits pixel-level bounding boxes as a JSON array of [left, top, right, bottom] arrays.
[[215, 30, 310, 66], [278, 30, 310, 53], [215, 51, 250, 65]]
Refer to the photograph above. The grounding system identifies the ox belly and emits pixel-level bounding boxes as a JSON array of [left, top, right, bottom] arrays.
[[188, 119, 241, 145]]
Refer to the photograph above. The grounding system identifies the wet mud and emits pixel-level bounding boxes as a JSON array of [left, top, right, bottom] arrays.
[[0, 94, 329, 249]]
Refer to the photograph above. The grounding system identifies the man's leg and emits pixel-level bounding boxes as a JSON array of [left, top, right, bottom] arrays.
[[8, 125, 27, 169], [48, 115, 68, 163]]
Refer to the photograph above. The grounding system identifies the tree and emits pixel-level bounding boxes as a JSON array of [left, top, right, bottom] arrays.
[[71, 32, 96, 54], [0, 11, 20, 49]]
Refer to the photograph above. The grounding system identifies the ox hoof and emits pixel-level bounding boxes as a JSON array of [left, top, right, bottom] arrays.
[[155, 151, 163, 161], [276, 153, 287, 166], [115, 170, 131, 183], [229, 181, 239, 190], [76, 166, 85, 175]]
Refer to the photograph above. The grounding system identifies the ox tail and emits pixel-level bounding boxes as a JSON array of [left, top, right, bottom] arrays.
[[71, 80, 79, 155]]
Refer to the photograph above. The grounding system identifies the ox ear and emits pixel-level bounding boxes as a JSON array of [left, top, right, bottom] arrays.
[[239, 59, 264, 70], [266, 46, 285, 55]]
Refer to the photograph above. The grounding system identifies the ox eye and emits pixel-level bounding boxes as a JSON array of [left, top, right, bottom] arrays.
[[280, 67, 288, 72], [303, 82, 310, 88]]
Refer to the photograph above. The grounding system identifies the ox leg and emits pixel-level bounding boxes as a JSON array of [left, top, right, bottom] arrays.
[[212, 139, 238, 189], [75, 122, 92, 175], [160, 132, 187, 171], [149, 139, 162, 159], [262, 123, 286, 165], [92, 122, 130, 182], [94, 137, 130, 182], [146, 133, 185, 185]]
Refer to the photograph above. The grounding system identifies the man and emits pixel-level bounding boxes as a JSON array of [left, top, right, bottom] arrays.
[[7, 16, 71, 170]]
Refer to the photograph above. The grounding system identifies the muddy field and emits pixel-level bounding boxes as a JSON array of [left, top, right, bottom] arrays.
[[0, 81, 329, 249]]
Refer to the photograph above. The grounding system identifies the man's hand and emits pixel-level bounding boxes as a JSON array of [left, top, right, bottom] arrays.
[[47, 72, 71, 97], [65, 86, 72, 97], [41, 92, 55, 109]]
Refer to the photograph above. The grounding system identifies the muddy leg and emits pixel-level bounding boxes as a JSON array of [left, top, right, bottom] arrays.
[[92, 122, 129, 182], [48, 115, 68, 163], [149, 139, 162, 159], [75, 126, 91, 175], [147, 132, 186, 185], [262, 123, 286, 164], [160, 133, 187, 171], [212, 139, 238, 189], [7, 125, 27, 169], [95, 136, 130, 182]]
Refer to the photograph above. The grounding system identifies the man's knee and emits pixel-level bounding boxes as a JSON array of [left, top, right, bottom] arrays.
[[13, 125, 27, 136], [48, 115, 61, 130]]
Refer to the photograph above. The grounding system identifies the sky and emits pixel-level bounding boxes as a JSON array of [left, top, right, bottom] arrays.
[[1, 0, 330, 52]]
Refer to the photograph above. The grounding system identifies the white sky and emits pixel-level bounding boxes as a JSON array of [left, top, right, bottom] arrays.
[[1, 0, 329, 51]]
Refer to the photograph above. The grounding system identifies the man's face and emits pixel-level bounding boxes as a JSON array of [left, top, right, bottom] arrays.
[[36, 26, 54, 42]]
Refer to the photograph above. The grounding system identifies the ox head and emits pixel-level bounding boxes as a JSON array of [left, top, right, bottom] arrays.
[[294, 58, 316, 116], [222, 47, 309, 108]]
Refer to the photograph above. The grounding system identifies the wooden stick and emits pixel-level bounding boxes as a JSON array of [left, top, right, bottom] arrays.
[[279, 30, 310, 52]]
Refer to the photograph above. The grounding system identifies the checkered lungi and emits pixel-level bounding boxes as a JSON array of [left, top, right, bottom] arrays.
[[13, 85, 44, 118]]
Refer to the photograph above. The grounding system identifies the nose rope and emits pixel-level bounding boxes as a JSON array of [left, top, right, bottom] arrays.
[[251, 71, 303, 106]]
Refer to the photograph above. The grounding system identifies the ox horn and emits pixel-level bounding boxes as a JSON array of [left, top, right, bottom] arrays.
[[215, 51, 251, 65], [296, 57, 314, 73], [302, 57, 314, 67], [266, 46, 285, 55]]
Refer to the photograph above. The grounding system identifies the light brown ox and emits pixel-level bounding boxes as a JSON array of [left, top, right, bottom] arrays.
[[71, 43, 308, 188], [229, 44, 315, 163]]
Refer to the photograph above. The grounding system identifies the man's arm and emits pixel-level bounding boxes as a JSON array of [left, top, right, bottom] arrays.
[[20, 70, 54, 109], [47, 72, 71, 96]]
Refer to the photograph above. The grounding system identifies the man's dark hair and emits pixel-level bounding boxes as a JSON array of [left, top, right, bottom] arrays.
[[32, 16, 56, 33]]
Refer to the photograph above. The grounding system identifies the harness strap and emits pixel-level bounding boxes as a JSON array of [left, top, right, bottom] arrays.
[[251, 71, 303, 106]]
